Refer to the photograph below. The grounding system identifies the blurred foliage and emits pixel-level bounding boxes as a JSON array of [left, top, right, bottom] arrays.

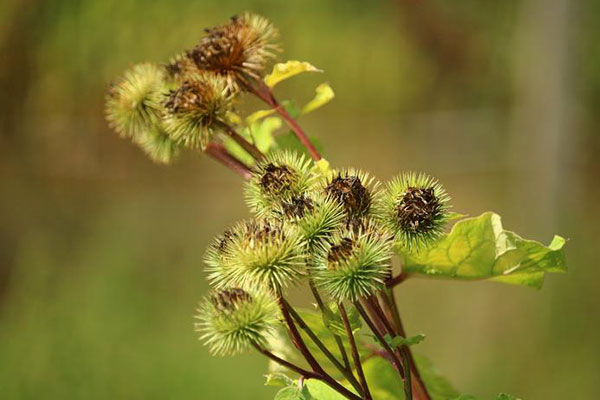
[[1, 0, 599, 399]]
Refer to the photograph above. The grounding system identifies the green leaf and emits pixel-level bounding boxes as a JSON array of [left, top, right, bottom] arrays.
[[400, 212, 567, 288], [265, 373, 294, 387], [302, 83, 335, 114], [384, 333, 426, 348], [362, 357, 405, 400], [414, 353, 460, 400], [304, 380, 346, 400], [264, 61, 322, 88], [275, 131, 324, 158]]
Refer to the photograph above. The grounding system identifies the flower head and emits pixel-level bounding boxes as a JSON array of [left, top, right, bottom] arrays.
[[130, 126, 180, 164], [321, 169, 379, 226], [205, 219, 307, 291], [162, 73, 234, 149], [276, 193, 345, 252], [195, 287, 280, 356], [313, 221, 393, 302], [245, 151, 316, 217], [186, 12, 279, 91], [378, 172, 450, 249], [105, 63, 167, 138]]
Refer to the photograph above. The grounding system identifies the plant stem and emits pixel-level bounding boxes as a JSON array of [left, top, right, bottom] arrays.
[[354, 301, 406, 380], [204, 143, 252, 179], [248, 79, 322, 161], [251, 342, 319, 379], [381, 289, 431, 400], [277, 295, 323, 373], [217, 121, 265, 161], [386, 272, 410, 288], [365, 296, 413, 400], [252, 343, 362, 400], [308, 280, 352, 370], [284, 299, 363, 395], [339, 303, 372, 400]]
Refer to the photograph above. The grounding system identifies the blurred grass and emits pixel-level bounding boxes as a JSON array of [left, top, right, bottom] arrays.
[[1, 0, 599, 399]]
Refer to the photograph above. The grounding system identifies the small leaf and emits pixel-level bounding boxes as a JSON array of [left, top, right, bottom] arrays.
[[264, 61, 322, 88], [265, 373, 294, 387], [400, 212, 567, 288], [302, 83, 335, 114], [247, 109, 276, 125], [384, 333, 426, 348]]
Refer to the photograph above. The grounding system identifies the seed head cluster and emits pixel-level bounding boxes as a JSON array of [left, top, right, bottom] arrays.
[[105, 12, 279, 162], [199, 150, 451, 344]]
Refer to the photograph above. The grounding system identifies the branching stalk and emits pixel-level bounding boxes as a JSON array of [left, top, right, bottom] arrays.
[[252, 343, 361, 400], [247, 79, 322, 161], [283, 299, 363, 394]]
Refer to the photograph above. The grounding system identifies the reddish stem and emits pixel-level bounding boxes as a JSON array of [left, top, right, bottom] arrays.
[[204, 143, 252, 179], [248, 79, 322, 161], [339, 303, 372, 400], [217, 121, 265, 161]]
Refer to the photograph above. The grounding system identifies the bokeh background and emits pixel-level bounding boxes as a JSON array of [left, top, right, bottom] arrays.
[[1, 0, 599, 399]]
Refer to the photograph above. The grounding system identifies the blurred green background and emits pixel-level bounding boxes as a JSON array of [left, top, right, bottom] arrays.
[[1, 0, 599, 398]]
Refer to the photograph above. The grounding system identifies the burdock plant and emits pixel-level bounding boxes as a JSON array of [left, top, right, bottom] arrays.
[[106, 12, 568, 400]]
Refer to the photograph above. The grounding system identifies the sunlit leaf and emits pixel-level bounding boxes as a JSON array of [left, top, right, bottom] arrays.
[[264, 61, 322, 88], [302, 83, 335, 114], [304, 380, 346, 400], [265, 373, 294, 387], [400, 212, 567, 288]]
